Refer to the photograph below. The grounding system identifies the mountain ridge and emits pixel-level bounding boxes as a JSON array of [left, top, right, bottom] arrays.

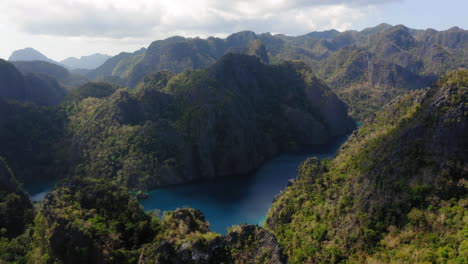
[[67, 53, 355, 189], [78, 24, 467, 121], [60, 53, 111, 70], [266, 69, 468, 263], [8, 47, 57, 64]]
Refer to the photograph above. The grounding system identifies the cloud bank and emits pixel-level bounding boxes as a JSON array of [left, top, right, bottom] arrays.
[[1, 0, 398, 39]]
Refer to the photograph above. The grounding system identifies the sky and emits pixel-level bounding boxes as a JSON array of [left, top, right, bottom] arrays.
[[0, 0, 466, 61]]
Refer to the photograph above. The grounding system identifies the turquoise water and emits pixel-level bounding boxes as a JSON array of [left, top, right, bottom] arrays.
[[23, 181, 57, 202], [21, 133, 352, 233], [140, 134, 350, 234]]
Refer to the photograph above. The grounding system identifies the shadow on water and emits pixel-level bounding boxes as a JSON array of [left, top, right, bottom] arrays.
[[21, 129, 358, 233], [140, 133, 351, 234], [23, 181, 57, 202]]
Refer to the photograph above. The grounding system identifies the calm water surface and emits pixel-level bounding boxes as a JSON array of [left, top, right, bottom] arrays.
[[140, 134, 350, 234], [23, 181, 57, 202], [22, 133, 352, 233]]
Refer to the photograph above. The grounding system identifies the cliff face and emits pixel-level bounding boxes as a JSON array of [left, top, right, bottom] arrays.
[[0, 157, 33, 239], [12, 60, 89, 89], [266, 69, 468, 263], [0, 59, 67, 105], [139, 211, 286, 264], [83, 25, 466, 122], [0, 59, 28, 102], [31, 178, 157, 264], [31, 177, 286, 264], [0, 98, 66, 183], [67, 54, 355, 189], [124, 32, 270, 87], [313, 25, 467, 120]]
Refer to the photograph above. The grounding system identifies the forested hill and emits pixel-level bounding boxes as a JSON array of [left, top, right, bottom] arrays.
[[0, 53, 354, 190], [0, 53, 351, 264], [1, 65, 465, 264], [267, 69, 468, 263], [0, 157, 33, 239], [66, 53, 355, 189], [83, 24, 467, 120], [11, 60, 89, 88], [0, 23, 466, 264], [0, 59, 66, 106], [5, 24, 466, 121]]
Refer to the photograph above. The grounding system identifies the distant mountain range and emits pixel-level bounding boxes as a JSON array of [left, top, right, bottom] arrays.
[[8, 47, 56, 64], [82, 23, 467, 120], [4, 24, 468, 120], [8, 48, 111, 70], [267, 69, 468, 263], [0, 24, 467, 264], [60, 54, 111, 70]]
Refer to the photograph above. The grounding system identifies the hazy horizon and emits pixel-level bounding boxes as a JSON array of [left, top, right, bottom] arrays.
[[1, 0, 467, 61]]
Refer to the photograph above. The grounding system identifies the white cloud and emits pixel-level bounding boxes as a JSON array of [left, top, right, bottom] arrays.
[[1, 0, 397, 38], [0, 0, 398, 60]]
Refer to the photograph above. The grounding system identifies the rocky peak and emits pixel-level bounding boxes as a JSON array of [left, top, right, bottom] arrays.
[[226, 31, 258, 47], [8, 47, 56, 64], [382, 25, 418, 50], [162, 208, 211, 239]]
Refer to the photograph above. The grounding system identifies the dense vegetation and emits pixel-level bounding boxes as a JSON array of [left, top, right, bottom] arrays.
[[0, 157, 34, 264], [8, 25, 466, 120], [1, 52, 354, 192], [82, 24, 466, 120], [1, 24, 466, 263], [266, 69, 468, 263], [2, 70, 463, 264], [11, 60, 88, 89], [30, 177, 157, 264], [1, 176, 285, 264], [66, 54, 354, 190], [0, 59, 67, 106], [0, 157, 33, 239], [0, 98, 66, 183]]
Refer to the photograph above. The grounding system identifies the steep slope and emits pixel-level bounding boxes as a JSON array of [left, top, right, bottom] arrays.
[[266, 69, 468, 263], [125, 31, 269, 87], [30, 177, 157, 264], [67, 82, 119, 101], [0, 59, 27, 102], [66, 54, 354, 189], [13, 60, 71, 80], [313, 25, 466, 120], [86, 32, 270, 87], [30, 177, 286, 264], [12, 60, 89, 89], [23, 72, 67, 106], [60, 53, 111, 70], [0, 157, 33, 239], [86, 48, 146, 80], [271, 25, 464, 121], [317, 45, 435, 119], [0, 98, 66, 183], [0, 156, 33, 264], [0, 59, 67, 105], [82, 25, 466, 121], [8, 47, 57, 64], [416, 26, 468, 50]]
